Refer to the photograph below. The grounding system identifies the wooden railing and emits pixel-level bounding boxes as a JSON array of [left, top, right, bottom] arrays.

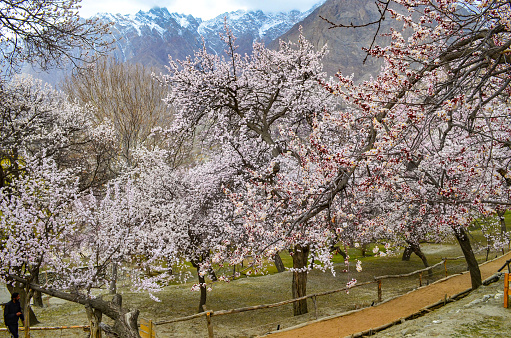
[[154, 254, 478, 337], [0, 325, 89, 331], [140, 318, 156, 338], [3, 250, 497, 338]]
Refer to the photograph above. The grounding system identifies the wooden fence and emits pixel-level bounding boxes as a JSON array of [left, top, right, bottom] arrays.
[[154, 254, 474, 338], [0, 325, 89, 338], [0, 322, 157, 337], [0, 321, 159, 338], [140, 318, 156, 338], [0, 323, 158, 338], [0, 320, 157, 337], [0, 325, 89, 332], [1, 251, 494, 338]]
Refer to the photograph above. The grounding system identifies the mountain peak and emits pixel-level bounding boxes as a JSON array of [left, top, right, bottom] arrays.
[[95, 4, 322, 68]]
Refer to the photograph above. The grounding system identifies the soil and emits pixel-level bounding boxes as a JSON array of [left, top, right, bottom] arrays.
[[264, 252, 511, 338], [375, 280, 511, 337], [1, 247, 507, 337]]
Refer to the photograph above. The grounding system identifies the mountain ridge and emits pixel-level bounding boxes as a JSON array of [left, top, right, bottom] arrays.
[[95, 2, 326, 69], [25, 0, 399, 85], [272, 0, 406, 80]]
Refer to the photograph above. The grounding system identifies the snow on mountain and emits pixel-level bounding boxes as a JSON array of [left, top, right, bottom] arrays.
[[93, 2, 326, 68]]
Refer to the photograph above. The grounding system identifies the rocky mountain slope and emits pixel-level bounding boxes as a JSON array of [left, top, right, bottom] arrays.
[[26, 0, 402, 84], [96, 3, 325, 69], [272, 0, 405, 80], [99, 0, 405, 79]]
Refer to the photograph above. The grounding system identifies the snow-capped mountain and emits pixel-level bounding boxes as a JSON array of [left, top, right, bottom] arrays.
[[94, 2, 325, 69]]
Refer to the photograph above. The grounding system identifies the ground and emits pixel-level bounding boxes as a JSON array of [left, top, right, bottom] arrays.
[[376, 278, 511, 337], [266, 252, 511, 338], [0, 243, 509, 337]]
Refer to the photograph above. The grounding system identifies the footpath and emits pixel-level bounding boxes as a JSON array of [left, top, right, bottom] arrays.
[[265, 252, 511, 338]]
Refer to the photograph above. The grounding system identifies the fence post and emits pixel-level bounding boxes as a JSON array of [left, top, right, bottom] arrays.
[[505, 273, 509, 308], [312, 296, 318, 319], [444, 259, 448, 277], [377, 280, 382, 303], [24, 294, 31, 338], [202, 305, 214, 338], [419, 272, 422, 287]]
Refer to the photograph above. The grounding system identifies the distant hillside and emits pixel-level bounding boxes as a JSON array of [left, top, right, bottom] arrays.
[[95, 4, 325, 70], [272, 0, 405, 80], [23, 0, 405, 85]]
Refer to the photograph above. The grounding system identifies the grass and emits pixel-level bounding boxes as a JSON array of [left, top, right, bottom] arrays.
[[452, 316, 506, 337], [10, 238, 504, 338]]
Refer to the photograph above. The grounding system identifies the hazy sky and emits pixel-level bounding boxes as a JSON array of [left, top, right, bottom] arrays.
[[79, 0, 321, 19]]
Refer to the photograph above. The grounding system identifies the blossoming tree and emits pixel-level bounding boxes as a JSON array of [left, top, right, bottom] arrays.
[[0, 76, 148, 337], [159, 25, 337, 315], [257, 0, 511, 291]]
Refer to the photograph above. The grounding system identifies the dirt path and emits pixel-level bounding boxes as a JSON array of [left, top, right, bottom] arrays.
[[265, 252, 511, 338]]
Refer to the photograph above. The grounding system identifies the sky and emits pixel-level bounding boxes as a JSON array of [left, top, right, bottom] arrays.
[[79, 0, 322, 20]]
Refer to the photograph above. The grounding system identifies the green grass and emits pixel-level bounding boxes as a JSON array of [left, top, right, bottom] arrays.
[[16, 239, 502, 338], [451, 316, 509, 337], [5, 214, 509, 338]]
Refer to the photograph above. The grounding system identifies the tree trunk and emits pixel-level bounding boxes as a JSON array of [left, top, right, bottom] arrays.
[[6, 284, 39, 325], [498, 210, 507, 234], [498, 210, 508, 253], [402, 245, 413, 261], [361, 243, 367, 257], [329, 244, 347, 259], [166, 258, 173, 275], [110, 294, 140, 338], [191, 260, 208, 313], [291, 244, 309, 316], [86, 305, 102, 338], [9, 275, 141, 338], [32, 274, 43, 308], [455, 227, 482, 289], [109, 263, 118, 295], [197, 272, 207, 313], [208, 267, 218, 282], [23, 288, 32, 338], [410, 242, 433, 279], [337, 248, 347, 260], [274, 253, 285, 273]]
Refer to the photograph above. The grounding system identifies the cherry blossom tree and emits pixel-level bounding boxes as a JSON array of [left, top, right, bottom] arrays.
[[253, 0, 511, 291], [129, 147, 246, 313], [0, 153, 79, 332], [0, 75, 117, 192], [0, 153, 149, 337], [0, 144, 164, 338], [3, 170, 156, 338], [0, 74, 117, 317], [0, 0, 112, 76], [159, 26, 337, 315], [227, 110, 366, 314], [0, 75, 150, 337], [72, 174, 174, 338]]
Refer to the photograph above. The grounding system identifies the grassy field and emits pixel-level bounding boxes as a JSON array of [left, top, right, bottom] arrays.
[[4, 235, 505, 338]]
